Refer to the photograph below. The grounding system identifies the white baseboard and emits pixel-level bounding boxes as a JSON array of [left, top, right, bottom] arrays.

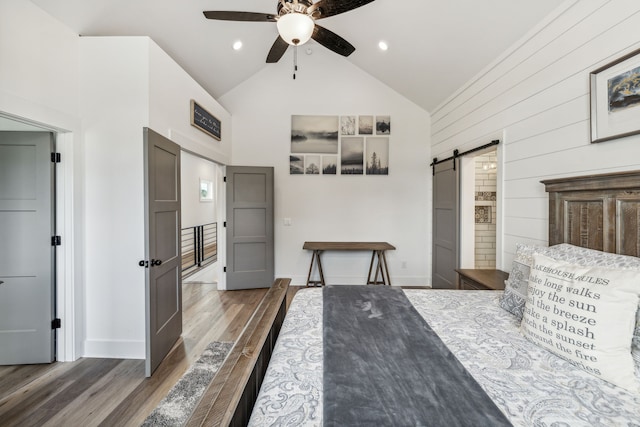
[[83, 339, 145, 359]]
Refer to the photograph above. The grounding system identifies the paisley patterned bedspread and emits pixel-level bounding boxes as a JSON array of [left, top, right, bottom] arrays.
[[249, 288, 640, 426]]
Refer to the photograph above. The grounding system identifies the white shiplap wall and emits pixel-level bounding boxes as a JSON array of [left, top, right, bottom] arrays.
[[430, 0, 640, 270]]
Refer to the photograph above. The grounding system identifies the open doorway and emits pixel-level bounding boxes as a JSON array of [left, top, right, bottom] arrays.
[[460, 148, 499, 269], [180, 151, 224, 287]]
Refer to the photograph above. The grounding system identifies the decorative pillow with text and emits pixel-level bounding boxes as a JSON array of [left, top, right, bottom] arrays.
[[500, 243, 563, 319], [501, 243, 640, 372], [520, 254, 640, 392]]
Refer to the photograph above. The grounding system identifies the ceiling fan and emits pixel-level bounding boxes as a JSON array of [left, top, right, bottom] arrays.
[[203, 0, 376, 63]]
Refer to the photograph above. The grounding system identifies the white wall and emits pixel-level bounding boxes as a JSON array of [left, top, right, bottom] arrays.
[[431, 0, 640, 271], [220, 47, 431, 286], [148, 42, 232, 166], [80, 37, 231, 358], [0, 0, 79, 118], [79, 37, 150, 358], [0, 0, 84, 361]]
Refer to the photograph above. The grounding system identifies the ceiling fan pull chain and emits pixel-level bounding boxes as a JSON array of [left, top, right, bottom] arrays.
[[293, 45, 298, 80]]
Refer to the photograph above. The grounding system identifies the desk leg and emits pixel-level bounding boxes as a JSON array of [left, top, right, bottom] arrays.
[[367, 251, 376, 285], [306, 250, 326, 287], [375, 250, 386, 285], [366, 250, 391, 285], [381, 250, 391, 286], [316, 251, 326, 286], [367, 250, 387, 285], [306, 251, 315, 286]]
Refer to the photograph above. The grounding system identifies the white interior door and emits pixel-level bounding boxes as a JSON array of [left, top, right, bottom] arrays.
[[143, 128, 182, 377], [0, 131, 55, 364]]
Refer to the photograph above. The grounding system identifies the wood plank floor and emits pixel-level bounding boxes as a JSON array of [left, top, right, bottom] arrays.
[[0, 283, 297, 427]]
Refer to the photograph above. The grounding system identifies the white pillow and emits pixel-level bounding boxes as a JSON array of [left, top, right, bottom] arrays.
[[520, 254, 640, 392], [501, 243, 640, 371]]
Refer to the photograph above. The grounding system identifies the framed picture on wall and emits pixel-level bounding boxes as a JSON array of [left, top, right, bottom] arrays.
[[341, 137, 364, 175], [291, 115, 339, 153], [305, 155, 321, 174], [322, 155, 337, 175], [375, 116, 391, 135], [590, 47, 640, 143], [365, 137, 389, 175], [200, 179, 213, 202], [358, 116, 373, 135], [290, 155, 304, 174], [340, 116, 356, 135]]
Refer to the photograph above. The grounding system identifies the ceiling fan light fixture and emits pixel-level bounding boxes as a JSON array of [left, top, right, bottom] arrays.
[[276, 13, 314, 46]]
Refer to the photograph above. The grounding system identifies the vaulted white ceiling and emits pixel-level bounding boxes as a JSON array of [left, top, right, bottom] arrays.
[[31, 0, 561, 113]]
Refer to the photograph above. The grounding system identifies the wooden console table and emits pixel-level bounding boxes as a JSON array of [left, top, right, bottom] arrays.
[[303, 241, 396, 286]]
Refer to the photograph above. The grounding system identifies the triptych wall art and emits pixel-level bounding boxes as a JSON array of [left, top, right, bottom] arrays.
[[289, 115, 390, 175]]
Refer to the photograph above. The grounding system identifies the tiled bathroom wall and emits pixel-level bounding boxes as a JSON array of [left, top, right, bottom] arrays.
[[474, 152, 497, 268]]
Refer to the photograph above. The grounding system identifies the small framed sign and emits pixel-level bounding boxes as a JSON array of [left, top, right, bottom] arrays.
[[190, 99, 221, 140]]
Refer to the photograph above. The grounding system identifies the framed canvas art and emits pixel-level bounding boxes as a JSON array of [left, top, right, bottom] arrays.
[[590, 48, 640, 143]]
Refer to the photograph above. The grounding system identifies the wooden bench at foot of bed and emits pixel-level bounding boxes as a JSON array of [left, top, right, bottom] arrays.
[[186, 278, 290, 427]]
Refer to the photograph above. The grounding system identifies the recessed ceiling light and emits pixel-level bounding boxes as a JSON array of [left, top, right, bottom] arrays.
[[378, 41, 388, 51], [233, 40, 243, 50]]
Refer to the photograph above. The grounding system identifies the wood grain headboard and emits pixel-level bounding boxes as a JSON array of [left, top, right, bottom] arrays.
[[542, 170, 640, 257]]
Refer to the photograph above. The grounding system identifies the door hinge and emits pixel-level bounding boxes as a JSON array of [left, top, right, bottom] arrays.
[[223, 221, 227, 228], [223, 266, 227, 273], [52, 318, 61, 329], [51, 153, 61, 163], [51, 236, 61, 246], [223, 176, 227, 182]]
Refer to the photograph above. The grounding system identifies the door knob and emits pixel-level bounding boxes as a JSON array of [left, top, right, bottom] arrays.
[[0, 280, 4, 285], [150, 259, 163, 267]]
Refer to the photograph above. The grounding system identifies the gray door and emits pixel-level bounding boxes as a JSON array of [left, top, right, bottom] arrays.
[[432, 159, 459, 289], [143, 128, 182, 377], [226, 166, 274, 290], [0, 131, 55, 364]]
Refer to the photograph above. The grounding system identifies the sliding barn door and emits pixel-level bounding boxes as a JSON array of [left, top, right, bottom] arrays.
[[432, 159, 459, 289]]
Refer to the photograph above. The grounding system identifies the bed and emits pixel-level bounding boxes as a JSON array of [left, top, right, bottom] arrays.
[[187, 170, 640, 426], [250, 286, 640, 426]]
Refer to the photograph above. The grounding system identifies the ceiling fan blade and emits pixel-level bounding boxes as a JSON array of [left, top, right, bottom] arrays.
[[266, 36, 289, 63], [203, 11, 276, 22], [308, 0, 375, 19], [311, 25, 355, 57]]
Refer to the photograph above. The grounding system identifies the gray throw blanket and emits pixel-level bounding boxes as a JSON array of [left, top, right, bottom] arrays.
[[323, 286, 512, 426]]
